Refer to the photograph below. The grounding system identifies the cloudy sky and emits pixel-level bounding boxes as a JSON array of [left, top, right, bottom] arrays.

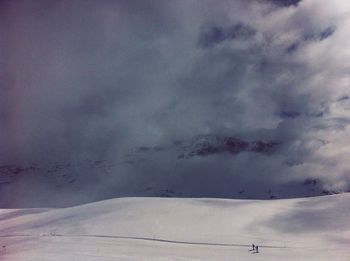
[[1, 0, 350, 203]]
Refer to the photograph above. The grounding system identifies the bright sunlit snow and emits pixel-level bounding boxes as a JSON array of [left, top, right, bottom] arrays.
[[1, 194, 349, 260]]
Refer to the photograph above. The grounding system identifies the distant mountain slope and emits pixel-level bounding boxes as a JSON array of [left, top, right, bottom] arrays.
[[0, 135, 348, 208], [175, 135, 281, 159]]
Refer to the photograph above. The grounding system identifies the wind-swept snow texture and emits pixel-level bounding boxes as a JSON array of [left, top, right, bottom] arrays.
[[0, 194, 349, 260]]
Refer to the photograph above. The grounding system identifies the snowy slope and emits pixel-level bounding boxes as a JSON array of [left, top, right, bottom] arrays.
[[0, 194, 349, 260]]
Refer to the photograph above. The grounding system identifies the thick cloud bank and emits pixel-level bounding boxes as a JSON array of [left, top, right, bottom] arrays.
[[1, 0, 350, 205]]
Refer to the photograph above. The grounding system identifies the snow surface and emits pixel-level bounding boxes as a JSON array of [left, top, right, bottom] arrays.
[[0, 194, 349, 260]]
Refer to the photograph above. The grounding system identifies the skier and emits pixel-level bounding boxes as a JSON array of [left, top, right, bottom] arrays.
[[252, 244, 255, 251], [256, 245, 259, 253]]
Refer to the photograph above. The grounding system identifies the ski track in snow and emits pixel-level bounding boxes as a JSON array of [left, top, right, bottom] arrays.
[[0, 233, 289, 248]]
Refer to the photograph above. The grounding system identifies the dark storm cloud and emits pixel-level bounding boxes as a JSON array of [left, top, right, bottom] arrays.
[[304, 26, 336, 41], [1, 0, 350, 206], [319, 27, 336, 40], [264, 0, 302, 7], [280, 111, 301, 119], [198, 23, 256, 48], [286, 26, 336, 53]]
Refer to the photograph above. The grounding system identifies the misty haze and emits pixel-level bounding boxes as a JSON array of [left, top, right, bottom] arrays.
[[1, 0, 350, 260]]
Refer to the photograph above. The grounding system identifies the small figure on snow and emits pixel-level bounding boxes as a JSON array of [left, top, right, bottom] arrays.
[[249, 243, 255, 252], [255, 245, 259, 253]]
